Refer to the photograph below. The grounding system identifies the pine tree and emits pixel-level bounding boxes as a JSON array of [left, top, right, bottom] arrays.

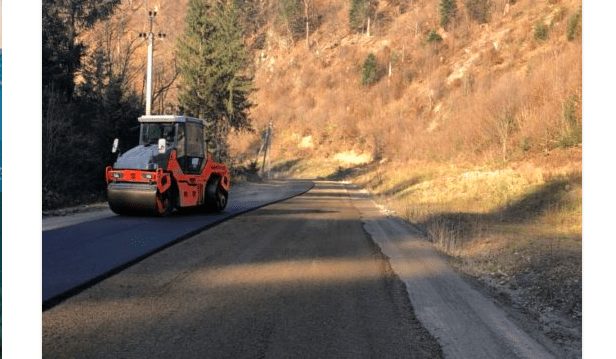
[[362, 53, 379, 85], [43, 0, 121, 109], [349, 0, 378, 33], [177, 0, 253, 160], [439, 0, 457, 29]]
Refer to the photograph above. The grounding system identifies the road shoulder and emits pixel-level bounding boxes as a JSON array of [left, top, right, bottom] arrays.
[[344, 182, 560, 359]]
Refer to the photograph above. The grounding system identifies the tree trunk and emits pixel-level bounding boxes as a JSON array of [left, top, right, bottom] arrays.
[[304, 1, 310, 48], [502, 139, 507, 162]]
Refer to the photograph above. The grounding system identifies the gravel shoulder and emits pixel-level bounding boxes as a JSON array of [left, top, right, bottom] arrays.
[[346, 183, 560, 359]]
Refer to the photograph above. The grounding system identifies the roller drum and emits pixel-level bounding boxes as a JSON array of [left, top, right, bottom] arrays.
[[107, 182, 158, 215]]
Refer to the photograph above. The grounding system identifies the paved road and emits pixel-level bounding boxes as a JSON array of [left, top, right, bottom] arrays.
[[42, 180, 314, 306], [43, 182, 442, 358], [43, 181, 556, 359]]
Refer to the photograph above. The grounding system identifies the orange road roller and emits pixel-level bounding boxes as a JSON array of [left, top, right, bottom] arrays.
[[105, 115, 230, 215]]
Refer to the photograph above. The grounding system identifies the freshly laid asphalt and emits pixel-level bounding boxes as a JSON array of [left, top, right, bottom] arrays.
[[43, 180, 556, 359], [43, 181, 442, 358], [42, 180, 314, 307]]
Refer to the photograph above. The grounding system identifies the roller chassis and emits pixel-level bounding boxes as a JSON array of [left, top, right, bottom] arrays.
[[105, 115, 230, 216], [106, 153, 230, 215]]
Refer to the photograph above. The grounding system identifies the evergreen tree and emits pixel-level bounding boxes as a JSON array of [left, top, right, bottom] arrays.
[[177, 0, 253, 160], [349, 0, 378, 33], [43, 0, 143, 208], [439, 0, 457, 29], [362, 53, 379, 85], [43, 0, 120, 110]]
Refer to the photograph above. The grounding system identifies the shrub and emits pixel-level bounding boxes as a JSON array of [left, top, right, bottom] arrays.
[[426, 29, 443, 43], [534, 22, 549, 41], [362, 53, 379, 85], [252, 32, 267, 50], [567, 10, 581, 41], [278, 0, 304, 39], [553, 6, 567, 23], [494, 108, 518, 161], [519, 137, 532, 152], [558, 130, 581, 148], [558, 95, 581, 147], [465, 0, 491, 24], [440, 0, 458, 29], [403, 69, 414, 83]]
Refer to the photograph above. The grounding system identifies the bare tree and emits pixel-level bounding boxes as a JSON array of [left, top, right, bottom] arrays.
[[303, 0, 311, 48], [152, 57, 180, 113], [494, 108, 517, 162]]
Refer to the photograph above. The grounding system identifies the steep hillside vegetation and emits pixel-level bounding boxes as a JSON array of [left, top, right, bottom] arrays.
[[232, 0, 581, 165]]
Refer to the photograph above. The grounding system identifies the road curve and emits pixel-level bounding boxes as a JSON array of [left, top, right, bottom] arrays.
[[42, 180, 314, 307], [43, 181, 442, 358]]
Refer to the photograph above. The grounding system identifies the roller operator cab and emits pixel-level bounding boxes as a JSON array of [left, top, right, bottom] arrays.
[[105, 115, 230, 216]]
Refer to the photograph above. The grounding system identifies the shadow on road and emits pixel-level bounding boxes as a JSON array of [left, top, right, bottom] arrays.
[[43, 181, 443, 358]]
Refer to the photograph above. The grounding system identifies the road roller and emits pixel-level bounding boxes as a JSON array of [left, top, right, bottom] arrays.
[[105, 115, 230, 216]]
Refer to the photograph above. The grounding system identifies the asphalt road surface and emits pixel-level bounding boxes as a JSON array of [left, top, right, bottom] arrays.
[[43, 182, 442, 358], [43, 181, 556, 358], [42, 180, 314, 306]]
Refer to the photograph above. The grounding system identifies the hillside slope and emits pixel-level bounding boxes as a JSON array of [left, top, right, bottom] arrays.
[[232, 0, 581, 164]]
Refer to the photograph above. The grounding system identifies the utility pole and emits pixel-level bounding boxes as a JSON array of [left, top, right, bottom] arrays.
[[139, 9, 166, 115], [261, 121, 273, 179]]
